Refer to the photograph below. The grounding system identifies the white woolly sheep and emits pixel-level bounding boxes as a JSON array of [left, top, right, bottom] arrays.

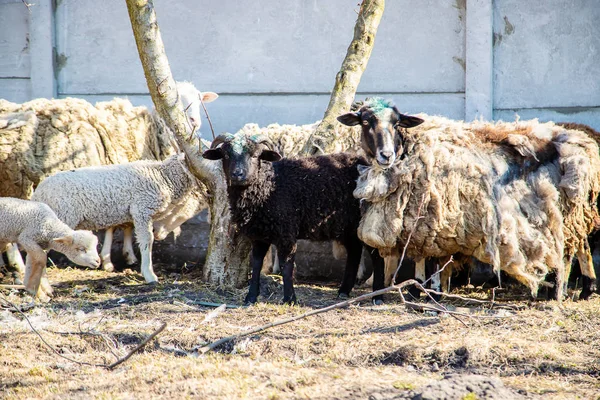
[[0, 197, 100, 299], [31, 154, 205, 283], [339, 98, 600, 300], [1, 81, 217, 273]]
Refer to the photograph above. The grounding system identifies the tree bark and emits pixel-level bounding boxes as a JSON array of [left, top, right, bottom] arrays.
[[125, 0, 250, 288], [302, 0, 385, 155]]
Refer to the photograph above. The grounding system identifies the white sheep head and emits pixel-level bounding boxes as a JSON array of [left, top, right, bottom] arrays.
[[176, 81, 218, 136]]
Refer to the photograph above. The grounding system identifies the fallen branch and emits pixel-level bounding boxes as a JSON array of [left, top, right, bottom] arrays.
[[0, 294, 166, 369], [107, 322, 166, 370], [0, 284, 26, 290]]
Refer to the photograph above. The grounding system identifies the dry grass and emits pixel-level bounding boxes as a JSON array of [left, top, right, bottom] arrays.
[[1, 265, 599, 399]]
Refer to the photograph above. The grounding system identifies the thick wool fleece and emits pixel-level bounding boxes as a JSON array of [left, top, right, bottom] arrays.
[[0, 81, 204, 199], [354, 115, 600, 297]]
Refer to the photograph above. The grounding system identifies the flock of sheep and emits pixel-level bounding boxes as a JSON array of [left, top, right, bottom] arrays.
[[1, 82, 599, 304]]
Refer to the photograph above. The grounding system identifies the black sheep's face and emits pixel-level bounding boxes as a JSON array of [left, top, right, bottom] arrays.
[[202, 136, 282, 187], [337, 99, 424, 168]]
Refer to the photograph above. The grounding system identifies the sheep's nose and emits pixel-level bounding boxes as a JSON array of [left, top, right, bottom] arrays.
[[378, 150, 394, 164], [231, 169, 246, 181]]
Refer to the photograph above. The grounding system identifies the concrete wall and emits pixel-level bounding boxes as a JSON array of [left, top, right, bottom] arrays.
[[3, 0, 597, 134]]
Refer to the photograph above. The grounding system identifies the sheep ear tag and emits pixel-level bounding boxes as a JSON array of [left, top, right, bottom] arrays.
[[53, 235, 74, 245]]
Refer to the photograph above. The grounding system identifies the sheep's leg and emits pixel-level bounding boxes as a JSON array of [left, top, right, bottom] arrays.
[[271, 246, 280, 275], [0, 243, 6, 269], [426, 258, 442, 302], [576, 240, 596, 300], [356, 249, 368, 283], [367, 246, 385, 305], [337, 236, 363, 299], [22, 241, 51, 300], [123, 226, 139, 265], [6, 243, 25, 284], [244, 241, 270, 305], [133, 218, 158, 283], [260, 245, 275, 275], [383, 247, 400, 286], [100, 228, 115, 272], [278, 244, 298, 305]]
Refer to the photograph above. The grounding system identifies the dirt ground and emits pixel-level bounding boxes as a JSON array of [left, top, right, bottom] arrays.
[[0, 264, 599, 400]]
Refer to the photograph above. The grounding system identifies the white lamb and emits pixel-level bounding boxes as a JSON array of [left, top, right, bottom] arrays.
[[31, 154, 202, 283], [2, 81, 216, 275], [0, 197, 100, 299]]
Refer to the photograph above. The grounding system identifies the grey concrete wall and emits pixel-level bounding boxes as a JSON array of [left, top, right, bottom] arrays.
[[52, 0, 467, 137], [492, 0, 600, 128], [2, 1, 599, 131]]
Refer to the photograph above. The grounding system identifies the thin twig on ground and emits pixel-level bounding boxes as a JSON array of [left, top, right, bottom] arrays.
[[0, 284, 26, 290], [107, 322, 166, 370], [0, 294, 166, 369]]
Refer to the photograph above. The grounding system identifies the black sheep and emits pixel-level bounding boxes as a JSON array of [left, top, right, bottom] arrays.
[[202, 133, 385, 304]]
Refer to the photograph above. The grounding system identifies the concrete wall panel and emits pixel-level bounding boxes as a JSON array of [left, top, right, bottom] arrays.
[[55, 0, 465, 95], [493, 0, 600, 109], [0, 1, 30, 78], [0, 78, 31, 103]]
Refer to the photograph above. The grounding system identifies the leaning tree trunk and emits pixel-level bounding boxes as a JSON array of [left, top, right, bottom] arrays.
[[125, 0, 251, 288], [302, 0, 385, 155]]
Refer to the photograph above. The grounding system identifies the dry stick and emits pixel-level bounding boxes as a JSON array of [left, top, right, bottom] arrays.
[[199, 94, 216, 140], [0, 294, 108, 368], [107, 322, 166, 370], [392, 193, 427, 285], [0, 294, 166, 369], [198, 279, 418, 354], [0, 284, 26, 290]]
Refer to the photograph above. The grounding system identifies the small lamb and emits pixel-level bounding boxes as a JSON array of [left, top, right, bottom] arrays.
[[0, 197, 100, 298], [31, 154, 201, 283]]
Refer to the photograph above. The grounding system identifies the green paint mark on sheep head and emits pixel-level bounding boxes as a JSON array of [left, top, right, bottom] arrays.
[[231, 135, 248, 155], [364, 97, 395, 118]]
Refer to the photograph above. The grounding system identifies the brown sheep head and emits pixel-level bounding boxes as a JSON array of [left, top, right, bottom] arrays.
[[202, 133, 281, 186], [337, 98, 423, 168]]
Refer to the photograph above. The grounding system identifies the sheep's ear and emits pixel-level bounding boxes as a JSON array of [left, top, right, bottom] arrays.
[[53, 235, 74, 245], [202, 148, 224, 160], [259, 150, 282, 162], [201, 92, 219, 103], [397, 114, 424, 129], [337, 112, 362, 126]]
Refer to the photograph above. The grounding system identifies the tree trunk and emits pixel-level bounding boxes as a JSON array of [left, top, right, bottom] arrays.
[[125, 0, 250, 288], [302, 0, 385, 155]]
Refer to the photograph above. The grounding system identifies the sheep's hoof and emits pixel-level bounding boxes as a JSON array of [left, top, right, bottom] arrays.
[[146, 281, 159, 286], [372, 297, 384, 306], [337, 292, 350, 300], [283, 295, 298, 305], [102, 262, 115, 273], [244, 295, 258, 306], [579, 276, 595, 301]]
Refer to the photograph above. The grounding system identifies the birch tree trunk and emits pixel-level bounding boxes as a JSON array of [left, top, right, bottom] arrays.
[[302, 0, 385, 155], [125, 0, 250, 288]]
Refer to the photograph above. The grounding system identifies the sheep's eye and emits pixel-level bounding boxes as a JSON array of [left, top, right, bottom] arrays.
[[362, 120, 369, 126], [78, 247, 86, 252]]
